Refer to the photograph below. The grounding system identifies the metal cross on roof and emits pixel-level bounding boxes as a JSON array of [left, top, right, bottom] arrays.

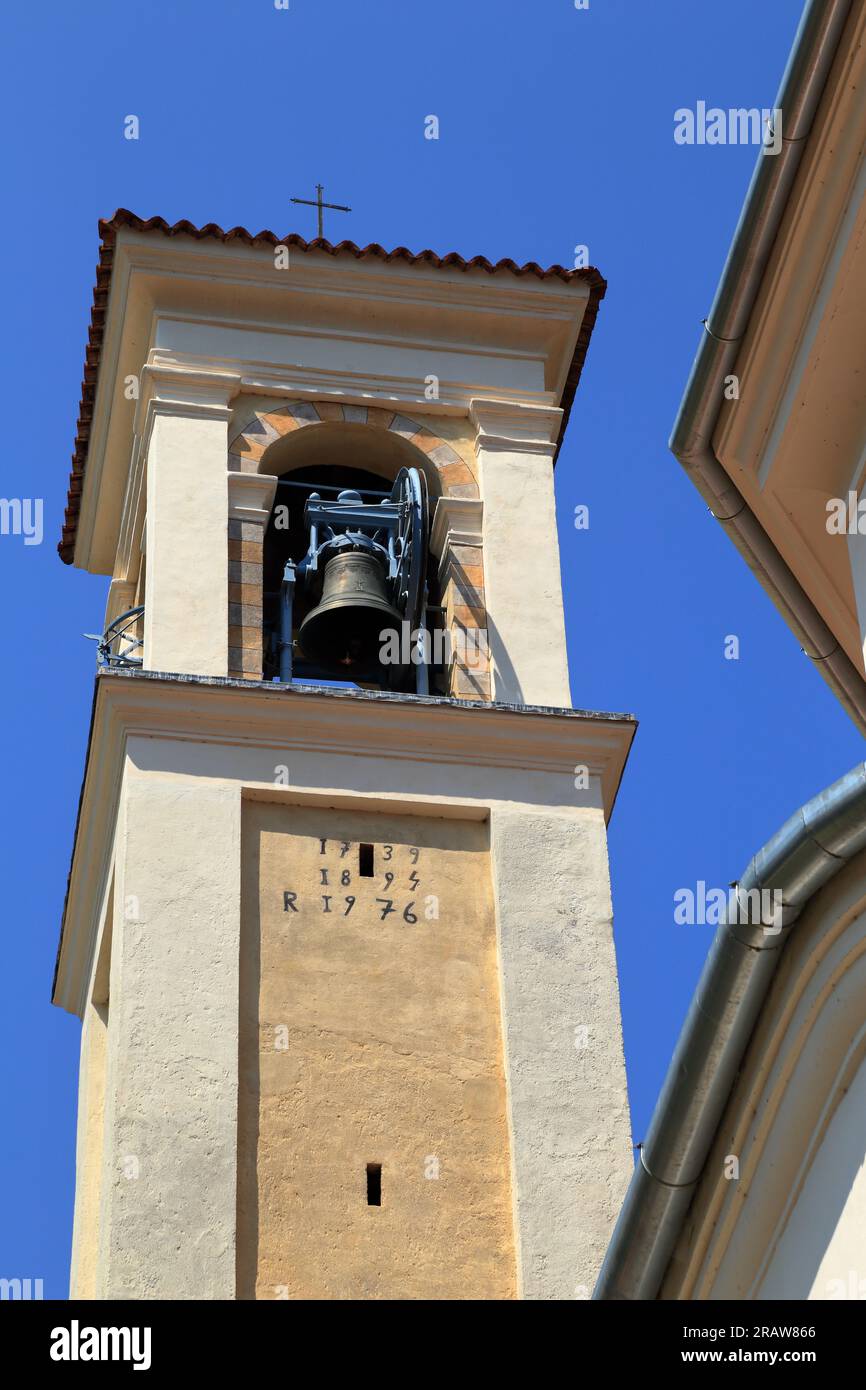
[[290, 183, 352, 240]]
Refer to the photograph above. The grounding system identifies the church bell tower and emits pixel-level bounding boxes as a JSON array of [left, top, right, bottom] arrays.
[[55, 208, 636, 1300]]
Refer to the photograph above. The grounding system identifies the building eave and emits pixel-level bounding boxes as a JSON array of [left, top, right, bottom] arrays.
[[668, 0, 866, 732]]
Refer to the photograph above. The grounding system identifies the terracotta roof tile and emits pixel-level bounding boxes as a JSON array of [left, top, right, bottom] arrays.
[[58, 209, 607, 562]]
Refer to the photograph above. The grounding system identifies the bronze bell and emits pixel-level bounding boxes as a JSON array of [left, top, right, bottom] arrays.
[[299, 549, 402, 673]]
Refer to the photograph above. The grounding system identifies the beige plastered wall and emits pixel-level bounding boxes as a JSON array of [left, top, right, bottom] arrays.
[[238, 801, 514, 1299]]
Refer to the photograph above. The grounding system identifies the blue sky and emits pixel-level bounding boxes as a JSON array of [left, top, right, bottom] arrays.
[[2, 0, 862, 1296]]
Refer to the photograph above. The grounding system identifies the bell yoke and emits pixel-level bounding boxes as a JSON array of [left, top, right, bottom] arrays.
[[283, 465, 429, 687]]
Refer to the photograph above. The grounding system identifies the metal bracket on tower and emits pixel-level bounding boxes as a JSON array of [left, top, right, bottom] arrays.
[[279, 559, 296, 684]]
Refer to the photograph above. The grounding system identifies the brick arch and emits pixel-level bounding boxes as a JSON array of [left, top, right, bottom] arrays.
[[228, 400, 478, 498]]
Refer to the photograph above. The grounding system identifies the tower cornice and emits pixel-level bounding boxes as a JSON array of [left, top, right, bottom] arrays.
[[53, 669, 636, 1017]]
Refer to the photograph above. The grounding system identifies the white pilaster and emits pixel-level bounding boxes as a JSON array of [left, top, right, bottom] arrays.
[[470, 400, 572, 707], [490, 803, 633, 1299], [140, 368, 240, 676], [98, 761, 242, 1299]]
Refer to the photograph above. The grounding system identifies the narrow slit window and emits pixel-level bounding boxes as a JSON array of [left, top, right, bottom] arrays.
[[359, 843, 374, 877], [366, 1163, 382, 1206]]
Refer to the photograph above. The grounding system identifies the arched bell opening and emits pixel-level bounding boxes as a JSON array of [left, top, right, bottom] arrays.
[[227, 411, 483, 693], [254, 419, 446, 504], [261, 459, 445, 692]]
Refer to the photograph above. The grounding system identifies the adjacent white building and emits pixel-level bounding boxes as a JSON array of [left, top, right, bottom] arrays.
[[597, 0, 866, 1302]]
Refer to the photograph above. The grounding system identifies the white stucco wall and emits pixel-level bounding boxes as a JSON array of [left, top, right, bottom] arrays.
[[476, 436, 572, 708], [759, 1052, 866, 1300], [663, 849, 866, 1301], [144, 404, 230, 677], [97, 766, 242, 1299], [491, 807, 632, 1298]]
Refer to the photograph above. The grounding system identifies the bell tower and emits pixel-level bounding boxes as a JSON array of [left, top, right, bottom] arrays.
[[56, 209, 636, 1300]]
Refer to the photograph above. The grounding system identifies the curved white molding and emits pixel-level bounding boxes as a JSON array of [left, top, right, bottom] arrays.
[[663, 854, 866, 1299]]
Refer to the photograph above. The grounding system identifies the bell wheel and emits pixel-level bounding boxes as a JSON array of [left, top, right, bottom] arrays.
[[390, 466, 428, 631]]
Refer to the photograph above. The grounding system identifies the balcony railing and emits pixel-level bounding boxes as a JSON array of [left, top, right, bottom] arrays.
[[98, 606, 144, 668]]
